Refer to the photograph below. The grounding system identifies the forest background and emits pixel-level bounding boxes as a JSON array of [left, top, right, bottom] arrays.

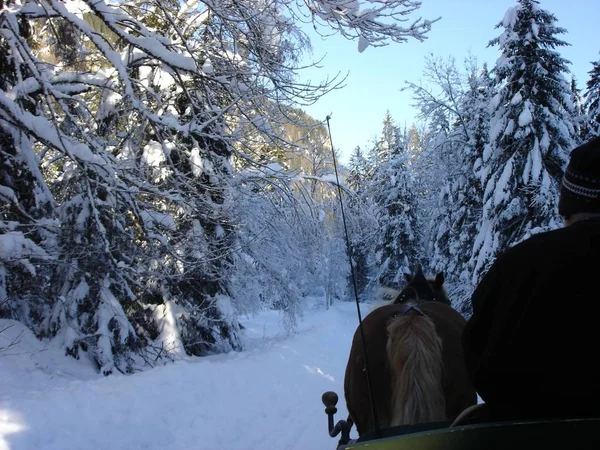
[[1, 0, 598, 376]]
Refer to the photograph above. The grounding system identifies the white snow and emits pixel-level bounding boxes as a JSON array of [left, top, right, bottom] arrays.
[[153, 68, 176, 90], [142, 141, 167, 167], [540, 128, 550, 151], [190, 148, 204, 177], [0, 232, 49, 269], [96, 90, 122, 121], [531, 20, 539, 38], [504, 119, 515, 136], [151, 300, 186, 358], [0, 298, 376, 450], [518, 101, 533, 127], [490, 93, 502, 112], [85, 1, 197, 72], [140, 210, 177, 231], [0, 186, 16, 203], [202, 58, 214, 75], [530, 137, 542, 183], [493, 157, 513, 207], [358, 36, 370, 53], [502, 6, 518, 28], [321, 173, 341, 184], [510, 92, 522, 105]]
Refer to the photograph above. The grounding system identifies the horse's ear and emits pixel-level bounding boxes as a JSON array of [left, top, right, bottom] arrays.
[[434, 271, 445, 288], [415, 264, 423, 275], [404, 273, 412, 283]]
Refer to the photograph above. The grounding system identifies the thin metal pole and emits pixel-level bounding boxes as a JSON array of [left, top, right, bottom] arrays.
[[325, 114, 380, 437]]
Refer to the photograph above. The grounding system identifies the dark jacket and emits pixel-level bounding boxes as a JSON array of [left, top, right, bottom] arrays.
[[462, 218, 600, 422]]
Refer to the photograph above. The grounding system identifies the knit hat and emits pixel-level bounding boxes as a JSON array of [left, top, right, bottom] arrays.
[[558, 136, 600, 217]]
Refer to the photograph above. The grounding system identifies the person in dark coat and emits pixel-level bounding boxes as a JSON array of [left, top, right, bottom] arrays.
[[461, 135, 600, 423]]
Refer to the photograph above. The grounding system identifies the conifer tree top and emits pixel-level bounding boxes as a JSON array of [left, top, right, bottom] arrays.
[[489, 0, 571, 78]]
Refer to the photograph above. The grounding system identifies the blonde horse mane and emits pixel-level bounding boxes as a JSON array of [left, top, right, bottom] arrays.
[[385, 314, 446, 425]]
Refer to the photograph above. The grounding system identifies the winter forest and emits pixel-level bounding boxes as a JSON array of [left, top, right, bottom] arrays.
[[1, 0, 599, 381]]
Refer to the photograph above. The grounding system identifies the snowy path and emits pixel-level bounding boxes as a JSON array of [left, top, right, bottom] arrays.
[[1, 300, 377, 450]]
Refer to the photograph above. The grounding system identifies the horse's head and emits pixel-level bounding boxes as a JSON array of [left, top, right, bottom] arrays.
[[393, 264, 449, 305]]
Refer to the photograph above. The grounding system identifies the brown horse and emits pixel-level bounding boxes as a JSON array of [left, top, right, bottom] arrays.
[[344, 267, 477, 436]]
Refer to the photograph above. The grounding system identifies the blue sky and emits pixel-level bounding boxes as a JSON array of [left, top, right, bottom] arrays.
[[296, 0, 600, 164]]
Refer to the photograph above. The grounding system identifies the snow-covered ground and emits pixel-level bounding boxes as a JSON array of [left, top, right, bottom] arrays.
[[1, 299, 381, 450]]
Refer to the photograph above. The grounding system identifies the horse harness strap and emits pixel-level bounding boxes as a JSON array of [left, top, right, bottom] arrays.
[[386, 303, 428, 343], [397, 303, 426, 317]]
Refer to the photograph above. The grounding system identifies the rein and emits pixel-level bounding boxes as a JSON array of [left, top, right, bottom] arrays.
[[326, 115, 381, 438]]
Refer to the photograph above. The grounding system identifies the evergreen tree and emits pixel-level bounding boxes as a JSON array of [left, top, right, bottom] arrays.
[[404, 56, 462, 262], [570, 76, 586, 142], [431, 64, 493, 314], [413, 110, 450, 254], [367, 115, 418, 287], [344, 146, 377, 299], [584, 54, 600, 139], [346, 145, 370, 193], [0, 29, 55, 334], [406, 124, 423, 161], [473, 0, 576, 282], [374, 110, 401, 164], [371, 154, 418, 287]]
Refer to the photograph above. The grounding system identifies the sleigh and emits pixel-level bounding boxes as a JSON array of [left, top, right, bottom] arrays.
[[322, 391, 600, 449]]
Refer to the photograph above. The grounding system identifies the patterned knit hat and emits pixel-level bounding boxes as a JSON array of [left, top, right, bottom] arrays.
[[558, 136, 600, 217]]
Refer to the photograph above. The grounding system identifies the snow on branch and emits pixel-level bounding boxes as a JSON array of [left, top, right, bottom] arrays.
[[5, 73, 113, 99], [0, 90, 102, 163], [50, 0, 197, 73], [304, 0, 439, 50]]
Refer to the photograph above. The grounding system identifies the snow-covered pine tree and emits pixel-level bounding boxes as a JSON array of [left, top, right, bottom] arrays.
[[450, 64, 494, 313], [583, 53, 600, 139], [374, 110, 400, 165], [346, 146, 370, 193], [473, 0, 576, 282], [404, 55, 459, 259], [405, 123, 424, 161], [345, 206, 376, 300], [415, 109, 450, 250], [406, 56, 493, 313], [367, 114, 418, 287], [0, 26, 55, 335], [442, 64, 493, 313], [570, 76, 586, 142], [344, 145, 378, 299]]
